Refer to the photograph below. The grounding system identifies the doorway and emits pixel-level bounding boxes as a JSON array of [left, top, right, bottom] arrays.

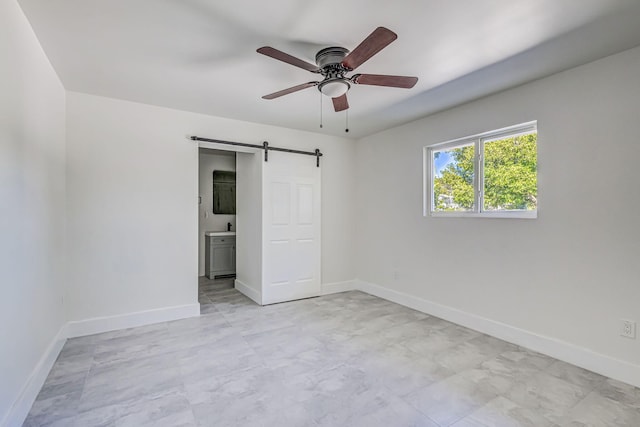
[[198, 148, 237, 310]]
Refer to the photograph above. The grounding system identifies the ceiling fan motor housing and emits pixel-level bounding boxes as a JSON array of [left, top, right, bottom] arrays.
[[315, 47, 351, 97], [315, 47, 349, 71]]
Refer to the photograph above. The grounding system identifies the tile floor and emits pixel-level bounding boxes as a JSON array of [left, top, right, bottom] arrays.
[[24, 277, 640, 426]]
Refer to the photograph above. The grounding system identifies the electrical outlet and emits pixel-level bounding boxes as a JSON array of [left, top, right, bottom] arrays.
[[621, 319, 636, 339]]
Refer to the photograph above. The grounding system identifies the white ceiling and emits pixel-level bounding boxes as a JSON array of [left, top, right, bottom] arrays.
[[18, 0, 640, 139]]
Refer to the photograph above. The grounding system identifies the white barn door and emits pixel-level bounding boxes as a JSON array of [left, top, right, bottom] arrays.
[[262, 152, 321, 304]]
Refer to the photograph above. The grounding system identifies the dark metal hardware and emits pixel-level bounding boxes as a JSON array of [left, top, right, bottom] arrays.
[[190, 136, 323, 167]]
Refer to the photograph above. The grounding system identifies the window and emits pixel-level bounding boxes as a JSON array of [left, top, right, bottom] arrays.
[[425, 122, 537, 218]]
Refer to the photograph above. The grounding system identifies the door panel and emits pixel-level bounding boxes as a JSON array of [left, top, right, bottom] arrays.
[[297, 184, 314, 225], [211, 245, 232, 270], [271, 182, 291, 225], [267, 239, 291, 285], [293, 238, 315, 282]]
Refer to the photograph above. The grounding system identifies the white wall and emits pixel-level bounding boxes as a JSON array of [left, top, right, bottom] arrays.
[[355, 46, 640, 383], [65, 92, 356, 321], [235, 152, 263, 303], [198, 150, 236, 276], [0, 0, 66, 424]]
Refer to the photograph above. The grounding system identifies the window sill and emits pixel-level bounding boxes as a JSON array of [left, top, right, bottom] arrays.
[[429, 210, 537, 219]]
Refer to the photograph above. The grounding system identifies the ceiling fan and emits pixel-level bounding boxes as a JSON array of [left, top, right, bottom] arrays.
[[257, 27, 418, 112]]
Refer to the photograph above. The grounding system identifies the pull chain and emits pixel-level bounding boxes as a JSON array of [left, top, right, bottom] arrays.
[[319, 94, 323, 129], [345, 109, 349, 133]]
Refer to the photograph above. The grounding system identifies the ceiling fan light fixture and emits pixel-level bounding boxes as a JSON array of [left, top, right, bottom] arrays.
[[318, 79, 350, 97]]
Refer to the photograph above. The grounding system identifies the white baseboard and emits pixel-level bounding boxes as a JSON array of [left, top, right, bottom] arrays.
[[235, 279, 262, 305], [66, 303, 200, 338], [321, 280, 357, 295], [354, 279, 640, 389], [1, 324, 68, 427], [235, 280, 356, 305]]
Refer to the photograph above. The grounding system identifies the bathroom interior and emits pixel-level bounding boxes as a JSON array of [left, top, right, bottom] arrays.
[[198, 148, 237, 293]]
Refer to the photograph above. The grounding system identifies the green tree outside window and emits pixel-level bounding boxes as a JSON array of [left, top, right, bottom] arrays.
[[434, 133, 537, 212]]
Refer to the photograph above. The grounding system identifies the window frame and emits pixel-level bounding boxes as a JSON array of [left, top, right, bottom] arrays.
[[424, 121, 537, 219]]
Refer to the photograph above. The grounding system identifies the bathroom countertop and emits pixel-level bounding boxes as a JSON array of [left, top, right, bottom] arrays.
[[205, 231, 236, 237]]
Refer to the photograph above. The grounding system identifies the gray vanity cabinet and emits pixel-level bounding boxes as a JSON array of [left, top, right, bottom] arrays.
[[205, 235, 236, 278]]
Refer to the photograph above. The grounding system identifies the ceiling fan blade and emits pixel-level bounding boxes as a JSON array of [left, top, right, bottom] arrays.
[[332, 94, 349, 112], [352, 74, 418, 88], [341, 27, 397, 71], [257, 47, 320, 73], [262, 82, 318, 100]]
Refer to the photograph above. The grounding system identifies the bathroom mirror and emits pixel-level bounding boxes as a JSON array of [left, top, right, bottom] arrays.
[[212, 170, 236, 214]]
